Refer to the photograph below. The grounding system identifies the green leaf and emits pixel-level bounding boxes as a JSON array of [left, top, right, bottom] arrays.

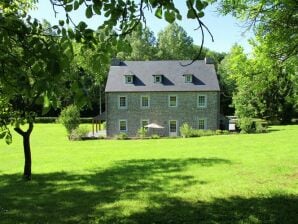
[[187, 9, 196, 19], [65, 4, 73, 12], [165, 10, 175, 23], [155, 7, 162, 19], [77, 21, 87, 31], [197, 11, 204, 18], [73, 1, 80, 10], [43, 91, 50, 108], [68, 28, 75, 39], [93, 2, 102, 15], [5, 132, 12, 145], [176, 13, 182, 20], [195, 0, 204, 11], [85, 6, 93, 19], [59, 20, 64, 26]]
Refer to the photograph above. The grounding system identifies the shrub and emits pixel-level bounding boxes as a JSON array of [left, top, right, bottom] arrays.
[[137, 127, 148, 139], [115, 132, 128, 140], [151, 134, 160, 139], [58, 105, 80, 135], [69, 126, 89, 141], [238, 117, 256, 133], [180, 123, 193, 138], [215, 130, 223, 135], [255, 120, 268, 133]]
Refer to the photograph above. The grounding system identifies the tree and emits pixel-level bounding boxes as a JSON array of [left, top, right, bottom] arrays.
[[214, 0, 298, 63], [156, 22, 198, 59], [0, 1, 81, 180], [220, 44, 297, 122], [1, 0, 212, 180], [117, 23, 157, 60]]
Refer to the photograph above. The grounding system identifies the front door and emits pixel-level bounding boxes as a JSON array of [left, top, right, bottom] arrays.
[[169, 120, 178, 136]]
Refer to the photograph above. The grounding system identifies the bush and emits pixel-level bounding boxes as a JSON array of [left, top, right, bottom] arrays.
[[238, 117, 256, 133], [69, 126, 89, 141], [238, 117, 268, 133], [255, 120, 268, 133], [137, 127, 148, 139], [115, 132, 128, 140], [58, 105, 80, 135], [151, 134, 160, 139], [180, 123, 193, 138]]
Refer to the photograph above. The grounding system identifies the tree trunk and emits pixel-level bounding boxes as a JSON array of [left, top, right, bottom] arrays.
[[14, 122, 33, 181]]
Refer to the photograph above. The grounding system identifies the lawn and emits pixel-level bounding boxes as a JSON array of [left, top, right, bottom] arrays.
[[0, 124, 297, 224]]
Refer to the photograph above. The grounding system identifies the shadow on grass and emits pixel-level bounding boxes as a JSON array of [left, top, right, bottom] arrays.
[[0, 157, 296, 223]]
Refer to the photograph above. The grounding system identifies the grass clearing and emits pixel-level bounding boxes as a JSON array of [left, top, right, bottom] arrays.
[[0, 124, 297, 223]]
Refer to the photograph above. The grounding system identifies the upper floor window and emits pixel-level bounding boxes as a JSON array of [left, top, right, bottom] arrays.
[[169, 95, 177, 107], [153, 75, 163, 83], [141, 95, 150, 108], [197, 95, 207, 108], [118, 96, 127, 109], [184, 74, 193, 83], [125, 75, 134, 84]]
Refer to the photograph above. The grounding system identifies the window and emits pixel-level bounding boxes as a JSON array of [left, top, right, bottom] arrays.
[[119, 120, 127, 132], [169, 95, 177, 107], [141, 120, 149, 130], [197, 95, 207, 108], [184, 74, 193, 83], [125, 75, 133, 84], [141, 96, 150, 108], [169, 120, 177, 133], [198, 119, 206, 130], [153, 75, 162, 83], [118, 96, 127, 109]]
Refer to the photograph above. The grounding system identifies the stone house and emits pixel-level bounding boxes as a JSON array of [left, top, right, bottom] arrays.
[[104, 59, 220, 137]]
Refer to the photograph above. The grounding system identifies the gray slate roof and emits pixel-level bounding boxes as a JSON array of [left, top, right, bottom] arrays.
[[105, 60, 220, 92]]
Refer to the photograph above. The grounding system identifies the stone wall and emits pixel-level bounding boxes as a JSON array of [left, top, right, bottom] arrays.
[[106, 91, 220, 137]]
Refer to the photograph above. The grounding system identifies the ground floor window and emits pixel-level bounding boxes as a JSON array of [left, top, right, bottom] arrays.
[[198, 119, 206, 129], [119, 120, 127, 132], [169, 120, 177, 133], [141, 120, 149, 130]]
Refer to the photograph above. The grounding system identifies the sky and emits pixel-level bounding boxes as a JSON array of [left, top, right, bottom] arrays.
[[29, 1, 254, 53]]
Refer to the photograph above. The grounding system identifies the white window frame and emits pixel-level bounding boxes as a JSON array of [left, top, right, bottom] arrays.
[[141, 119, 149, 130], [169, 120, 178, 136], [184, 74, 193, 83], [140, 95, 150, 109], [168, 95, 178, 107], [125, 75, 133, 84], [118, 96, 127, 109], [119, 119, 128, 132], [198, 118, 207, 130], [197, 94, 207, 108], [154, 75, 162, 83]]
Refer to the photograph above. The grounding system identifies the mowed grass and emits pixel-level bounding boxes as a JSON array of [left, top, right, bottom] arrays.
[[0, 124, 297, 224]]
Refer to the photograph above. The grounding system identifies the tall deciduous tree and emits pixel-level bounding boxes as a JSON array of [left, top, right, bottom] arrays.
[[156, 22, 197, 59], [117, 23, 157, 60], [220, 44, 297, 122], [214, 0, 298, 62]]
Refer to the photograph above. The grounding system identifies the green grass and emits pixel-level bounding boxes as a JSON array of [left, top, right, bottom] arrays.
[[0, 124, 297, 224]]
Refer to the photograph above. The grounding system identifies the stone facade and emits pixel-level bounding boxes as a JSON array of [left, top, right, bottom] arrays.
[[106, 91, 220, 137]]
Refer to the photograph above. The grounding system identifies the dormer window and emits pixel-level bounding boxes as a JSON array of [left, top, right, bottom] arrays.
[[125, 75, 134, 84], [153, 74, 163, 83], [184, 74, 193, 83]]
